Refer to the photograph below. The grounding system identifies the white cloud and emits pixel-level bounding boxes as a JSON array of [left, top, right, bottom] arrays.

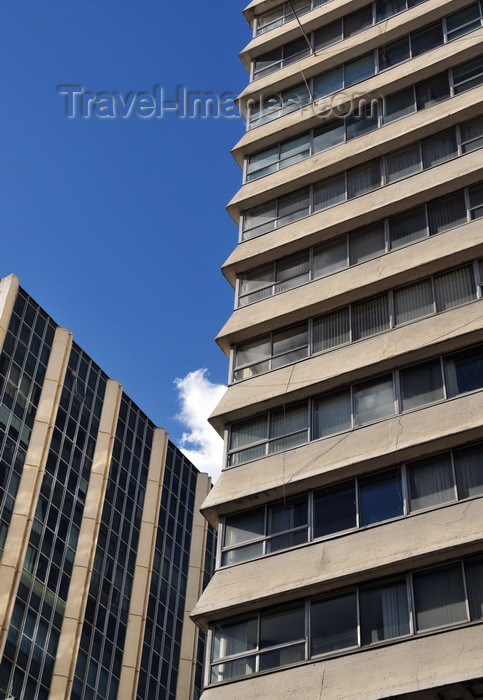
[[174, 368, 226, 481]]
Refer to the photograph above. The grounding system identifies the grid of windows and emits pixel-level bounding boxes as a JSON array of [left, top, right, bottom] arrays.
[[0, 291, 56, 558], [228, 343, 483, 466], [71, 397, 152, 700], [242, 114, 483, 240], [232, 258, 483, 381], [136, 445, 198, 700], [237, 181, 483, 306], [221, 441, 483, 566], [246, 56, 481, 182], [0, 345, 106, 700], [248, 4, 483, 129], [193, 525, 217, 700], [254, 0, 329, 36], [251, 0, 426, 80], [209, 556, 483, 684]]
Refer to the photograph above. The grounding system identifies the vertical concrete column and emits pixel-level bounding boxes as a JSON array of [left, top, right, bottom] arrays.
[[50, 378, 122, 699], [0, 326, 72, 658], [176, 472, 212, 700], [0, 274, 19, 351], [117, 427, 169, 700]]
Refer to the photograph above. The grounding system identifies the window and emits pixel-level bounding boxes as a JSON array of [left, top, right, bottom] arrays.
[[242, 116, 481, 240], [221, 443, 483, 567], [210, 557, 483, 683], [234, 258, 481, 381], [228, 344, 483, 466]]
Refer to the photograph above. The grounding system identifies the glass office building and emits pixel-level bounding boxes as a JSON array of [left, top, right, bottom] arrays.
[[0, 274, 215, 700], [193, 0, 483, 697]]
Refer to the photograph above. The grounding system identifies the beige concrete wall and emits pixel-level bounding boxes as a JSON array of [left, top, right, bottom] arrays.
[[198, 624, 483, 700], [202, 390, 483, 521], [50, 379, 122, 699], [176, 472, 212, 700], [117, 428, 169, 700], [0, 326, 72, 659], [193, 497, 483, 624], [212, 300, 483, 427], [217, 219, 483, 352]]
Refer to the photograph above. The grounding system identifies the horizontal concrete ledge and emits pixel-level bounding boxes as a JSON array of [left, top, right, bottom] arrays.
[[198, 624, 483, 700], [202, 391, 483, 523]]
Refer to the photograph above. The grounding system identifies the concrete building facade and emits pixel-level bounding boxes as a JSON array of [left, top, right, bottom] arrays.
[[193, 0, 483, 697], [0, 274, 215, 700]]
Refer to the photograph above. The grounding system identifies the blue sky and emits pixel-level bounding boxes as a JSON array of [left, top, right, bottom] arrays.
[[0, 1, 249, 473]]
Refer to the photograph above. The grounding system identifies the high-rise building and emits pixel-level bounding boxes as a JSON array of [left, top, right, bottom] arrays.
[[193, 0, 483, 697], [0, 273, 215, 700]]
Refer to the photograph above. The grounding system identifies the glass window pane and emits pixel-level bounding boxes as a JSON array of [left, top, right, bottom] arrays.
[[222, 542, 264, 567], [460, 115, 483, 154], [247, 146, 279, 180], [349, 224, 385, 264], [407, 453, 455, 511], [313, 20, 343, 51], [394, 279, 434, 325], [352, 295, 390, 341], [269, 495, 308, 535], [213, 618, 258, 660], [445, 345, 483, 397], [313, 174, 346, 211], [243, 201, 277, 239], [253, 48, 282, 78], [345, 53, 375, 87], [311, 592, 358, 655], [313, 482, 356, 537], [376, 0, 407, 23], [313, 120, 345, 153], [344, 6, 373, 37], [230, 415, 267, 451], [360, 579, 410, 644], [383, 87, 416, 124], [211, 656, 256, 683], [313, 238, 347, 278], [347, 160, 380, 199], [272, 324, 308, 359], [239, 264, 274, 302], [270, 403, 308, 439], [280, 134, 311, 167], [313, 389, 352, 438], [413, 564, 467, 631], [422, 130, 458, 169], [386, 144, 421, 183], [379, 37, 410, 70], [452, 55, 483, 94], [275, 251, 310, 293], [411, 23, 443, 56], [313, 66, 343, 99], [259, 642, 305, 671], [415, 73, 450, 110], [446, 4, 482, 41], [313, 308, 350, 352], [400, 359, 444, 411], [281, 84, 311, 115], [389, 206, 428, 248], [359, 469, 404, 526], [283, 37, 310, 64], [434, 265, 475, 312], [466, 557, 483, 620], [260, 604, 305, 648], [454, 443, 483, 499], [471, 183, 483, 220], [428, 192, 467, 235], [224, 508, 265, 547], [346, 101, 379, 140], [354, 375, 395, 425], [235, 337, 271, 369], [278, 189, 310, 226]]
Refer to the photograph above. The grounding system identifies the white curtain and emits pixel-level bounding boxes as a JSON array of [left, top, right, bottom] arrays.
[[407, 453, 455, 511], [394, 279, 433, 325], [349, 224, 385, 264], [313, 308, 350, 351], [313, 174, 345, 211], [389, 206, 427, 248], [413, 565, 467, 631], [313, 238, 347, 278], [428, 192, 467, 235], [454, 443, 483, 498], [434, 265, 475, 310], [386, 144, 421, 183], [421, 130, 457, 168], [275, 251, 310, 292], [352, 295, 390, 340], [313, 390, 351, 438], [347, 160, 380, 199]]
